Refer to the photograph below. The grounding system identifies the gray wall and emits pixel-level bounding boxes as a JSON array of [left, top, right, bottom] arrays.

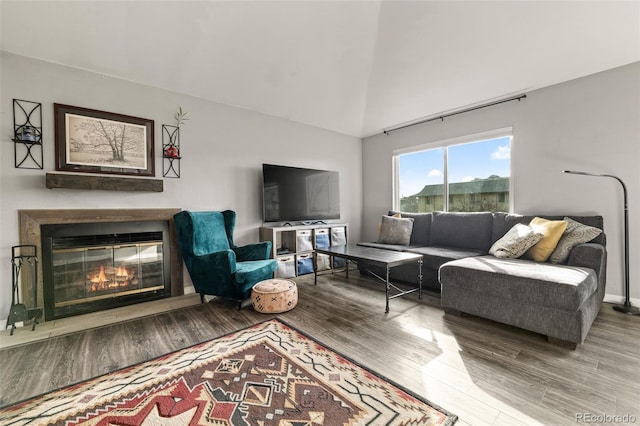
[[362, 62, 640, 304], [0, 52, 363, 321]]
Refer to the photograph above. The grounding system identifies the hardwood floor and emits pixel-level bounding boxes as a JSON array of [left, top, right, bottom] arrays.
[[1, 271, 639, 425]]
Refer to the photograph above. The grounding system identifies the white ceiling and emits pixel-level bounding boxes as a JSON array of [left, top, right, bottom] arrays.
[[1, 1, 639, 138]]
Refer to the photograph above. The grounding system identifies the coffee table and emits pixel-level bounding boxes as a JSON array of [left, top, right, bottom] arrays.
[[314, 245, 423, 313]]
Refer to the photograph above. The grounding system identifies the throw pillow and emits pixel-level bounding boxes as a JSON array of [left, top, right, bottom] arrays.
[[377, 212, 402, 234], [523, 217, 568, 262], [377, 215, 414, 245], [549, 217, 603, 264], [489, 223, 544, 259]]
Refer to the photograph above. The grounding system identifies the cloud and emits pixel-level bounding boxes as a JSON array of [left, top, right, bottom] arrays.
[[428, 169, 442, 177], [461, 176, 474, 182], [491, 145, 510, 160]]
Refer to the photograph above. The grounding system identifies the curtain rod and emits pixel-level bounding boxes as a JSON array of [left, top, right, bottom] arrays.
[[382, 93, 527, 135]]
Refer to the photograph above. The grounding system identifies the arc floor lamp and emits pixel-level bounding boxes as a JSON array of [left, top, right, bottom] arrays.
[[564, 170, 639, 315]]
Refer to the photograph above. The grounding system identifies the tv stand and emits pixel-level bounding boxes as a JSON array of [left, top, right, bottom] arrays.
[[259, 222, 348, 278]]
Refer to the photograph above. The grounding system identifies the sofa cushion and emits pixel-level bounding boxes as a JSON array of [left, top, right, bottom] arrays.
[[439, 255, 598, 311], [357, 241, 421, 252], [235, 260, 279, 286], [377, 215, 414, 245], [523, 217, 568, 262], [389, 211, 432, 246], [550, 217, 603, 264], [429, 211, 493, 251], [489, 223, 543, 258], [407, 246, 486, 270], [491, 213, 536, 244]]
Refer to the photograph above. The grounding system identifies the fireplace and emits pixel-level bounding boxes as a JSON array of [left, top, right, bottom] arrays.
[[18, 209, 184, 322], [41, 221, 171, 320]]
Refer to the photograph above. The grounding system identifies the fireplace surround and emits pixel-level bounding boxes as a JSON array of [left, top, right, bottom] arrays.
[[18, 209, 183, 321]]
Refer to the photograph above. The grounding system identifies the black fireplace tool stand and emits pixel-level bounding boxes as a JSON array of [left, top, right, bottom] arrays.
[[7, 245, 42, 335]]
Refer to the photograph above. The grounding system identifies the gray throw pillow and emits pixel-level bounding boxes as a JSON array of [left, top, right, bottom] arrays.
[[489, 223, 544, 259], [549, 217, 603, 264], [377, 215, 414, 245]]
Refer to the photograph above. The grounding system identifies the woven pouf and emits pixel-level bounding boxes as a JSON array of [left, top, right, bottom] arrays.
[[251, 279, 298, 313]]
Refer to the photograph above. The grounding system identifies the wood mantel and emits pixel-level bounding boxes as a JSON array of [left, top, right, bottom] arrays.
[[45, 173, 163, 192], [18, 208, 184, 318]]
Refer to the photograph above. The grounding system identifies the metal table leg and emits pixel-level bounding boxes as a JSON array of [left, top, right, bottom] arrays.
[[385, 266, 390, 313], [313, 251, 317, 285], [418, 258, 423, 300]]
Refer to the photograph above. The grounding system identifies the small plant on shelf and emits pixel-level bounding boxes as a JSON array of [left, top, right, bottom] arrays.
[[174, 106, 188, 128]]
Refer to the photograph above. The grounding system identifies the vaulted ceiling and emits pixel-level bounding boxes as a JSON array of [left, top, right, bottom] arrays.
[[1, 1, 638, 138]]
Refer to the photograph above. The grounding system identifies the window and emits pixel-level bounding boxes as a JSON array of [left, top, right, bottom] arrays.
[[394, 130, 512, 213]]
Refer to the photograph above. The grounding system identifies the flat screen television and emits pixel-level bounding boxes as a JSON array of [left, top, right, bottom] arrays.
[[262, 164, 340, 223]]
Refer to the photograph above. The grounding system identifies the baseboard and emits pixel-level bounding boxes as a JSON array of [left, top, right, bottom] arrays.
[[603, 293, 640, 306]]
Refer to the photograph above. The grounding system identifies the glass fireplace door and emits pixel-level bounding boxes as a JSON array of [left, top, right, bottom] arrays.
[[52, 241, 164, 310]]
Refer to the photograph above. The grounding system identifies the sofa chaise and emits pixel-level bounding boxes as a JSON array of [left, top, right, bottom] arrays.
[[358, 211, 606, 348]]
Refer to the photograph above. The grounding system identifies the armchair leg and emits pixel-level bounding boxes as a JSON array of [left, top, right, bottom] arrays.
[[237, 298, 253, 310]]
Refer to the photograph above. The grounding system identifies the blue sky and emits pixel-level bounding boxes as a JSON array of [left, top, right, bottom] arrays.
[[398, 136, 511, 197]]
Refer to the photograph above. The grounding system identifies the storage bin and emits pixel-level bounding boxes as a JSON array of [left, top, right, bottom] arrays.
[[332, 257, 347, 268], [330, 227, 347, 246], [315, 253, 331, 271], [297, 253, 314, 275], [314, 229, 330, 249], [275, 256, 296, 278], [296, 230, 313, 252]]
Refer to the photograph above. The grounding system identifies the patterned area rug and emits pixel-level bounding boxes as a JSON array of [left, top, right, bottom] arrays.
[[0, 319, 457, 425]]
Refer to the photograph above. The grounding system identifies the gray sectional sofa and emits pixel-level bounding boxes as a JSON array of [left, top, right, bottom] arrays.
[[358, 211, 607, 348]]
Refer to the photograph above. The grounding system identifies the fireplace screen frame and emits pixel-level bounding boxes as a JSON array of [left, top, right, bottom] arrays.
[[41, 220, 172, 321]]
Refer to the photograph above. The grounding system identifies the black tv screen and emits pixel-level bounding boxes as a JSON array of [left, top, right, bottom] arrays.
[[262, 164, 340, 223]]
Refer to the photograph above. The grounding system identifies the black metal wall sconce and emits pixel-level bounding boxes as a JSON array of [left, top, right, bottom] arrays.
[[162, 124, 181, 178], [12, 99, 43, 169]]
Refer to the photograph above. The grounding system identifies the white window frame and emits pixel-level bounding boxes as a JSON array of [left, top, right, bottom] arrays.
[[392, 127, 514, 213]]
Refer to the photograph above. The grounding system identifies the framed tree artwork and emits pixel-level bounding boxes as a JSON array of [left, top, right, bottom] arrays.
[[54, 104, 155, 177]]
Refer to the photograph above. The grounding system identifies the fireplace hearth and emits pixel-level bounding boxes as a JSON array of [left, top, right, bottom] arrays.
[[41, 222, 171, 320], [18, 209, 184, 322]]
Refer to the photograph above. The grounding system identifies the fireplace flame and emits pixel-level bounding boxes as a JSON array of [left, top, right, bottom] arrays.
[[91, 266, 109, 284], [89, 265, 133, 291], [89, 265, 109, 291], [116, 266, 129, 279]]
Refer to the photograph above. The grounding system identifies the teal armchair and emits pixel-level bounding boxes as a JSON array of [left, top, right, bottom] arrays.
[[173, 210, 277, 307]]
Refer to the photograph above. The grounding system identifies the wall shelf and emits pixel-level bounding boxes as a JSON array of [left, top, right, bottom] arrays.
[[162, 125, 181, 178], [45, 173, 164, 192], [13, 99, 43, 169]]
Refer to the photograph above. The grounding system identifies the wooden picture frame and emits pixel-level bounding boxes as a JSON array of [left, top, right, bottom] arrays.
[[54, 104, 155, 177]]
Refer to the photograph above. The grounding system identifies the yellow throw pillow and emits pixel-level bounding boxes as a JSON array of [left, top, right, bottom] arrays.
[[523, 217, 568, 262]]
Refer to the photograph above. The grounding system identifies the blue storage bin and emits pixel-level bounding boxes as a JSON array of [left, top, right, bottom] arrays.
[[297, 255, 314, 275], [315, 233, 330, 249]]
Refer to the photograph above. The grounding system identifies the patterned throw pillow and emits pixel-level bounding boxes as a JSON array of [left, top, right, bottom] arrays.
[[489, 223, 544, 258], [377, 215, 414, 245], [549, 217, 603, 264]]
